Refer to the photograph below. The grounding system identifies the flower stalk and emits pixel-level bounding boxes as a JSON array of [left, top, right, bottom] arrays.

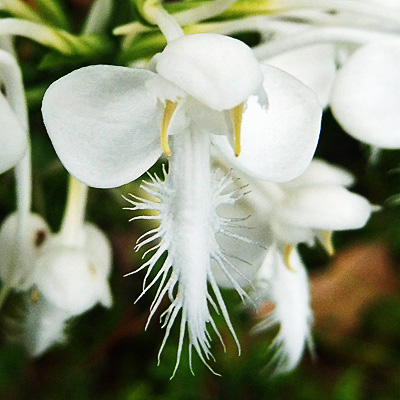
[[253, 27, 400, 59], [59, 176, 88, 247]]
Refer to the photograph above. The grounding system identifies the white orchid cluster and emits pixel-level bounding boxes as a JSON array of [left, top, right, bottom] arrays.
[[0, 0, 398, 378], [0, 0, 114, 356]]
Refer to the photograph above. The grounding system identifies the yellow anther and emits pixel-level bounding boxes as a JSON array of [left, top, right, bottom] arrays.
[[283, 244, 295, 272], [161, 100, 178, 157], [231, 103, 244, 157], [322, 230, 335, 256], [31, 289, 40, 304], [89, 263, 97, 277]]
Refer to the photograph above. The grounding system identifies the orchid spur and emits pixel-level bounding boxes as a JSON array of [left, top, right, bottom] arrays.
[[42, 2, 322, 374]]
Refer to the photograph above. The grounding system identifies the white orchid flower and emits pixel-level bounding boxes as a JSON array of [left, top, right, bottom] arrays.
[[246, 159, 373, 267], [3, 221, 113, 357], [1, 176, 112, 356], [0, 0, 114, 356], [227, 0, 400, 149], [225, 159, 374, 374], [263, 39, 400, 149], [32, 223, 112, 316], [42, 26, 322, 374], [0, 38, 33, 309], [23, 222, 112, 357]]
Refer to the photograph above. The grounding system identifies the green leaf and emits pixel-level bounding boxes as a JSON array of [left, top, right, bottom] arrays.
[[117, 31, 166, 64], [32, 0, 70, 30], [83, 0, 114, 34], [56, 31, 114, 57], [0, 0, 42, 23], [332, 369, 364, 400], [130, 0, 157, 26], [0, 18, 113, 57]]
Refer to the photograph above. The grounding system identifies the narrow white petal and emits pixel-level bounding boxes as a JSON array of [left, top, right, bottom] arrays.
[[254, 244, 313, 374], [330, 42, 400, 148], [276, 186, 372, 231], [156, 33, 264, 111], [42, 65, 162, 188], [266, 44, 337, 108], [23, 297, 70, 357], [213, 65, 322, 182], [0, 92, 27, 174]]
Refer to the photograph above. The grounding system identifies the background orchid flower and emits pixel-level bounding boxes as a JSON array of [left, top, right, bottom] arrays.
[[217, 159, 374, 375], [42, 25, 321, 373], [0, 0, 115, 359], [0, 40, 34, 309], [229, 0, 400, 149], [264, 37, 400, 149], [2, 221, 112, 356], [245, 159, 373, 266]]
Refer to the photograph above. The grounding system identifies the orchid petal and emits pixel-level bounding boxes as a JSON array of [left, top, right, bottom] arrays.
[[266, 44, 337, 108], [330, 42, 400, 148], [254, 244, 313, 374], [23, 297, 70, 357], [283, 159, 354, 189], [84, 223, 113, 307], [0, 92, 27, 174], [84, 223, 112, 279], [0, 212, 50, 290], [33, 243, 101, 315], [213, 65, 321, 182], [156, 33, 263, 111], [276, 186, 372, 231], [42, 65, 163, 188], [270, 217, 314, 246]]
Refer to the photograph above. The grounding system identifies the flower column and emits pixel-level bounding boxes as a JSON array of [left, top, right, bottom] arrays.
[[166, 129, 215, 367]]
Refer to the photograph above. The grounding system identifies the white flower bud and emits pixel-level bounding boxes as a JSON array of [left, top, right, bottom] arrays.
[[0, 212, 50, 290]]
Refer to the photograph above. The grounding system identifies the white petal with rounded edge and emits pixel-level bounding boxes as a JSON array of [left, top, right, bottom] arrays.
[[330, 42, 400, 148], [270, 216, 314, 246], [276, 186, 372, 230], [84, 223, 112, 279], [42, 65, 162, 188], [0, 92, 27, 174], [283, 159, 354, 189], [213, 65, 322, 182], [33, 243, 103, 315], [0, 212, 50, 290], [156, 33, 263, 111], [266, 44, 336, 108], [84, 223, 113, 307]]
